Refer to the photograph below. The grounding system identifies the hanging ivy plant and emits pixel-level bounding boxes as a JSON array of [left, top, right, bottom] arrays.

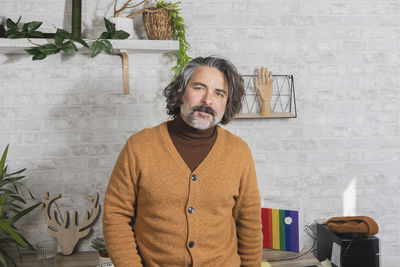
[[0, 17, 130, 60], [1, 17, 43, 39], [126, 0, 191, 79], [156, 0, 191, 78]]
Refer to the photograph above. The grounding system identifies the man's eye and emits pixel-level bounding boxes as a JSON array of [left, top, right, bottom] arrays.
[[194, 87, 203, 90], [216, 91, 225, 97]]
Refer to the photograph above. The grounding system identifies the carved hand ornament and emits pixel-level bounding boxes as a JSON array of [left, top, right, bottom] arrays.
[[254, 66, 274, 116]]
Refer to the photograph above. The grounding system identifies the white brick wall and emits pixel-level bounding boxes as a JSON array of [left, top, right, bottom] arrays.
[[1, 0, 399, 265]]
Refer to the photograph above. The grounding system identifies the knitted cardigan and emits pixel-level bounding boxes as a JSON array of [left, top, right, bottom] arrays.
[[103, 122, 262, 267]]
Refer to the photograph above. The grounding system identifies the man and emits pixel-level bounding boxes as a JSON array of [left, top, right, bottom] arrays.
[[103, 56, 263, 266]]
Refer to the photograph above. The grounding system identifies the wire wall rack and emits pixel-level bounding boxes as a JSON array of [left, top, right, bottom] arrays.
[[236, 74, 297, 119]]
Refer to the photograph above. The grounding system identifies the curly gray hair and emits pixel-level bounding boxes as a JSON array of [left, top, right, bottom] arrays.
[[163, 56, 245, 125]]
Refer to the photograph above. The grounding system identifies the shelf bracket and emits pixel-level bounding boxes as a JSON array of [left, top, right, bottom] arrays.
[[119, 49, 130, 94]]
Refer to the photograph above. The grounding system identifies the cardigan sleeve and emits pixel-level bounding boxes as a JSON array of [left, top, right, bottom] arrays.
[[233, 150, 263, 267], [102, 139, 143, 267]]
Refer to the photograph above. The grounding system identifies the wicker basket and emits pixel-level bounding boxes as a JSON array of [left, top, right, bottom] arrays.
[[142, 7, 173, 40]]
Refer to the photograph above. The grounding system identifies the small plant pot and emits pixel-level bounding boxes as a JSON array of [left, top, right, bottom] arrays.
[[97, 253, 114, 266], [110, 17, 136, 39], [142, 8, 173, 40]]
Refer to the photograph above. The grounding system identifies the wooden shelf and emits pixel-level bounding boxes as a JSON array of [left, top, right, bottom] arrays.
[[0, 38, 179, 54], [0, 38, 179, 95], [236, 112, 296, 119]]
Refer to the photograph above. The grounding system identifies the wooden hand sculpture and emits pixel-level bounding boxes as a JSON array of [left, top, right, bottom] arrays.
[[254, 66, 274, 116]]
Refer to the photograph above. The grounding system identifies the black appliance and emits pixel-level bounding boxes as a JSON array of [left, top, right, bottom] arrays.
[[316, 224, 379, 267]]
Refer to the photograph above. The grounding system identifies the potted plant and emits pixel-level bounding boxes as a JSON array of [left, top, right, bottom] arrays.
[[112, 0, 150, 39], [127, 0, 191, 78], [92, 237, 113, 266], [0, 145, 42, 266]]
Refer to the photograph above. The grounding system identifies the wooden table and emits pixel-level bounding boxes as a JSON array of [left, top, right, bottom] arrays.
[[263, 248, 322, 267], [16, 249, 321, 267], [16, 252, 99, 267]]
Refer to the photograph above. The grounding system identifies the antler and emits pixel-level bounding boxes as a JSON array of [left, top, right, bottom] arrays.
[[42, 192, 64, 236], [75, 193, 100, 238], [41, 192, 101, 255]]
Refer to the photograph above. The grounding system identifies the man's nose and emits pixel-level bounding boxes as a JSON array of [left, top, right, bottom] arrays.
[[201, 90, 212, 105]]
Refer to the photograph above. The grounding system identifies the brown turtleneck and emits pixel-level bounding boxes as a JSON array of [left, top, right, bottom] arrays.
[[167, 114, 217, 172]]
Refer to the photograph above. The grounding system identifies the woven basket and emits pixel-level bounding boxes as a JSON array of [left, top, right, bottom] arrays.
[[142, 7, 173, 40]]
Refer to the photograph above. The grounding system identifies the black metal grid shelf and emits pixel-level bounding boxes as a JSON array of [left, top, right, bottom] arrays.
[[236, 74, 297, 119]]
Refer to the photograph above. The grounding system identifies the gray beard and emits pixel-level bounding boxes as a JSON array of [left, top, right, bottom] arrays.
[[180, 103, 223, 130]]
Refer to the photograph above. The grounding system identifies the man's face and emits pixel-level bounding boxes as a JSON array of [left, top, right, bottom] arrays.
[[180, 66, 229, 130]]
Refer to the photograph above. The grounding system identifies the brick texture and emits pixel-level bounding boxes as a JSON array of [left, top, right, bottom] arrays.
[[1, 0, 399, 265]]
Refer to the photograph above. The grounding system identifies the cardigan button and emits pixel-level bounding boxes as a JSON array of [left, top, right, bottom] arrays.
[[188, 207, 194, 214], [188, 241, 195, 248], [191, 174, 197, 181]]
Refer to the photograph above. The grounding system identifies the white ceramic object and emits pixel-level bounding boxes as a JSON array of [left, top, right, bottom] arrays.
[[96, 254, 114, 267], [109, 17, 136, 39]]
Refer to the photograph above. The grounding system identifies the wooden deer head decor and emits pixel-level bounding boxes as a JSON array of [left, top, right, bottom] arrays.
[[42, 192, 100, 255]]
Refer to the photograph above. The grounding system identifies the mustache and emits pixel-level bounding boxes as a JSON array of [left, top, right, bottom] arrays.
[[192, 105, 216, 117]]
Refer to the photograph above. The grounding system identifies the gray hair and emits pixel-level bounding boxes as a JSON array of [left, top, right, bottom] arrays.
[[163, 56, 245, 125]]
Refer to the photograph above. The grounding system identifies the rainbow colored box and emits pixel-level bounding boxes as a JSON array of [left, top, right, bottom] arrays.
[[261, 208, 301, 252]]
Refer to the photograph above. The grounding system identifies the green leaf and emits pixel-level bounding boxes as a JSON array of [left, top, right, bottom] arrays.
[[104, 17, 115, 37], [9, 195, 26, 205], [112, 30, 130, 40], [22, 23, 29, 32], [28, 31, 43, 38], [99, 31, 110, 40], [90, 40, 102, 57], [4, 176, 25, 183], [6, 18, 18, 31], [26, 21, 42, 33], [38, 43, 60, 55], [101, 39, 114, 55], [72, 38, 89, 48], [6, 31, 26, 39], [24, 48, 39, 56], [61, 41, 78, 54], [4, 168, 25, 177], [0, 248, 10, 267], [56, 28, 71, 39], [2, 165, 8, 176], [0, 145, 9, 178], [9, 202, 41, 225], [0, 195, 5, 215], [0, 189, 16, 194], [0, 218, 33, 250], [55, 35, 64, 46], [0, 25, 5, 38], [32, 53, 47, 60]]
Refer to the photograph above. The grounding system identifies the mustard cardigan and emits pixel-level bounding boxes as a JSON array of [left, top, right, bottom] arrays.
[[103, 122, 262, 267]]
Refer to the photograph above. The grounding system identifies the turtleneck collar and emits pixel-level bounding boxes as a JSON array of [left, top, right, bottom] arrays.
[[168, 113, 217, 141], [167, 113, 218, 171]]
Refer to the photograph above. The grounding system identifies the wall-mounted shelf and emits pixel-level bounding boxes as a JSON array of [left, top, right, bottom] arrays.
[[237, 74, 297, 119], [0, 38, 179, 94], [236, 112, 296, 119], [0, 38, 179, 54]]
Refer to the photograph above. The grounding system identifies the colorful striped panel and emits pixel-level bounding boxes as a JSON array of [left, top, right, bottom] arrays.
[[261, 208, 300, 252], [271, 208, 280, 249]]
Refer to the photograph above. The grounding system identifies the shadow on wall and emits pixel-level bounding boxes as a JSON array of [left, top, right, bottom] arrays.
[[4, 49, 176, 251]]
